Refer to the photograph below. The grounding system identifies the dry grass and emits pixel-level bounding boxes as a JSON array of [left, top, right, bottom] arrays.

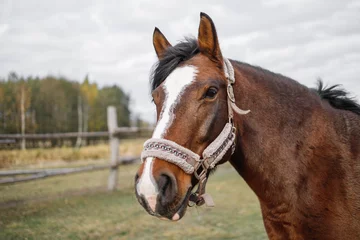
[[0, 163, 267, 239], [0, 138, 146, 169]]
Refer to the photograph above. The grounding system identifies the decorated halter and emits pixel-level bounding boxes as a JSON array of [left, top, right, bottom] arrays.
[[141, 58, 250, 207]]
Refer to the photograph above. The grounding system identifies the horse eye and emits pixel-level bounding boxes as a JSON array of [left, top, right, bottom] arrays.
[[204, 87, 218, 99]]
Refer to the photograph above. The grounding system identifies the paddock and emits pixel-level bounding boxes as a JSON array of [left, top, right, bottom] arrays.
[[0, 162, 266, 239]]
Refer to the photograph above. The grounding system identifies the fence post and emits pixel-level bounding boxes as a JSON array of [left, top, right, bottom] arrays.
[[21, 85, 26, 150], [107, 106, 119, 191]]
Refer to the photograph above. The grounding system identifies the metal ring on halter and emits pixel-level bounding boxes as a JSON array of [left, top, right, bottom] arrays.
[[187, 199, 196, 207], [194, 160, 208, 180]]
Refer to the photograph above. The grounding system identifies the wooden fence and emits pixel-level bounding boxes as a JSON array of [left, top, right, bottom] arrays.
[[0, 106, 153, 190], [0, 127, 152, 149]]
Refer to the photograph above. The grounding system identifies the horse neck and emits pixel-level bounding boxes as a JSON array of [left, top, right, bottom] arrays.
[[228, 61, 328, 204]]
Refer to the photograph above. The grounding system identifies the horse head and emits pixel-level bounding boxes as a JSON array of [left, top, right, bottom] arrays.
[[134, 13, 246, 221]]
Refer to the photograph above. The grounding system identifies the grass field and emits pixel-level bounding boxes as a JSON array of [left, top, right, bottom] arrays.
[[0, 163, 266, 239], [0, 139, 266, 239]]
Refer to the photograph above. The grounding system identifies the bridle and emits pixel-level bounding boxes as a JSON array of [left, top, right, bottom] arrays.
[[141, 58, 250, 207]]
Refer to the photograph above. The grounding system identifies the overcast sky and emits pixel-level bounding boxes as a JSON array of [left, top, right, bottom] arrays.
[[0, 0, 359, 122]]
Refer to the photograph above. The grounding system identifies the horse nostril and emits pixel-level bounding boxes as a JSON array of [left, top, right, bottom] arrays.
[[157, 173, 177, 206], [135, 173, 140, 182]]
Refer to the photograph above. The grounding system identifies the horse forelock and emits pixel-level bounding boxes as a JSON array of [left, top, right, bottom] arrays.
[[150, 38, 199, 93]]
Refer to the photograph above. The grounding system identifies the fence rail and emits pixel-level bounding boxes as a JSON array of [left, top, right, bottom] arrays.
[[0, 156, 138, 184], [0, 127, 153, 140], [0, 132, 108, 139]]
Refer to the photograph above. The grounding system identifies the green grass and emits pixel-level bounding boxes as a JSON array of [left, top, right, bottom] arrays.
[[0, 163, 266, 240]]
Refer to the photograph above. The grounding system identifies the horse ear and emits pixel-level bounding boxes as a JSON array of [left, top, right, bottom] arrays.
[[153, 27, 172, 60], [198, 12, 223, 63]]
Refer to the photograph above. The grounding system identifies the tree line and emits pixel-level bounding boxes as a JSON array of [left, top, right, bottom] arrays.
[[0, 72, 131, 134]]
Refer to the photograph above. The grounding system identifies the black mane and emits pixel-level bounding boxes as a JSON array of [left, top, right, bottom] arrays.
[[315, 80, 360, 115], [149, 38, 360, 116], [150, 37, 199, 91]]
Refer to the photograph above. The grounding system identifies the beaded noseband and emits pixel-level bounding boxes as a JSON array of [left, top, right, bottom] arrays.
[[141, 58, 250, 207]]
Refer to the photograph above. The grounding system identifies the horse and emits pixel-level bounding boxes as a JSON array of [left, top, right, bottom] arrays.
[[135, 12, 360, 239]]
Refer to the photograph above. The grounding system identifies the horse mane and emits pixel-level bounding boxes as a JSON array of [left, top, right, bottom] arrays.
[[149, 38, 360, 116], [150, 37, 199, 92], [315, 80, 360, 115]]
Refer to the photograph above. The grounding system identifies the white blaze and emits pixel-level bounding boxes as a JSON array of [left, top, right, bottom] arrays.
[[153, 66, 198, 138], [136, 66, 198, 211]]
